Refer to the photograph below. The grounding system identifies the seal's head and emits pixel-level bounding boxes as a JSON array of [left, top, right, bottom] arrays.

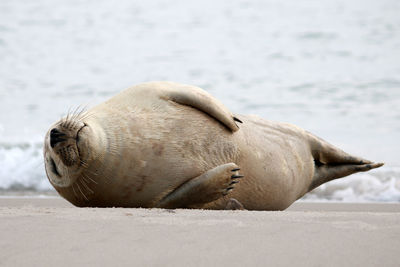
[[44, 114, 90, 188]]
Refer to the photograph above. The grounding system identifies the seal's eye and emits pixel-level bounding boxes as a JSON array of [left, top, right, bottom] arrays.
[[76, 123, 87, 143], [49, 157, 61, 177]]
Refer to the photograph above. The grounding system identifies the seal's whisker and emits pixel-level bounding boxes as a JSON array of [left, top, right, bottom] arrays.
[[79, 104, 90, 117], [64, 166, 81, 200], [74, 105, 88, 122], [81, 171, 98, 184], [79, 178, 91, 196], [80, 162, 90, 169], [71, 183, 79, 198], [71, 105, 85, 122], [64, 107, 73, 127], [81, 174, 90, 183], [64, 108, 70, 122], [81, 173, 95, 186], [77, 110, 96, 122], [80, 178, 94, 194], [81, 168, 99, 183], [79, 160, 101, 179], [74, 112, 91, 125], [68, 106, 79, 125], [65, 105, 81, 128], [86, 169, 100, 178], [76, 181, 88, 201], [59, 115, 65, 127], [79, 159, 90, 168]]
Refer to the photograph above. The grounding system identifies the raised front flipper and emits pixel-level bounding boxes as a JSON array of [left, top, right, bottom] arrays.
[[160, 82, 242, 132], [116, 82, 241, 132], [155, 163, 244, 209]]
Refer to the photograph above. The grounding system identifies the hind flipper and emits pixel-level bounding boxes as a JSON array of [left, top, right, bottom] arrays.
[[309, 133, 372, 165], [310, 162, 384, 191], [307, 132, 384, 191]]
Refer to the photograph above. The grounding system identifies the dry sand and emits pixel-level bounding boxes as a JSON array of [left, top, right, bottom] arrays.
[[0, 198, 399, 267]]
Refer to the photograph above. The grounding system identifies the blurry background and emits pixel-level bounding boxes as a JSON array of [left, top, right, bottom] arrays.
[[0, 0, 399, 201]]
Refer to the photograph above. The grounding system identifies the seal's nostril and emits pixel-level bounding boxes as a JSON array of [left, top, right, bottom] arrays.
[[49, 157, 61, 177], [50, 128, 66, 148]]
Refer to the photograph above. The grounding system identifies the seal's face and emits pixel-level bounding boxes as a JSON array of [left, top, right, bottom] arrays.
[[44, 118, 87, 187]]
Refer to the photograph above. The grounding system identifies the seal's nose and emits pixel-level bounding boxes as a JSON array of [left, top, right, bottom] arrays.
[[50, 128, 66, 148]]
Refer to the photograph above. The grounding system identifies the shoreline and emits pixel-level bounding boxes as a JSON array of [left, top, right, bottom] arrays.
[[1, 198, 399, 266], [1, 196, 400, 212]]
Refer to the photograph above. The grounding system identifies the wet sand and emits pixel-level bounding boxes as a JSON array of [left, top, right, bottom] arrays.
[[1, 197, 399, 267]]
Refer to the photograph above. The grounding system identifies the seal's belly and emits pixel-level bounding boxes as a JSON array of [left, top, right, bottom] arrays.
[[83, 105, 240, 207], [80, 111, 314, 209]]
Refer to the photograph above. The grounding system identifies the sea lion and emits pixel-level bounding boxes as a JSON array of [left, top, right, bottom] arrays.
[[43, 81, 383, 210]]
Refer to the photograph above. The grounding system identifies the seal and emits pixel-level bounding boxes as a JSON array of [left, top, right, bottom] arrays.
[[43, 81, 384, 210]]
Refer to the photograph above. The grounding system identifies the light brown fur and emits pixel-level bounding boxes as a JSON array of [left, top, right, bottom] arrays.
[[44, 82, 383, 210]]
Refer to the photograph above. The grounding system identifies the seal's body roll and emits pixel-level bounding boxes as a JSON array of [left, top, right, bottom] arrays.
[[44, 82, 383, 210]]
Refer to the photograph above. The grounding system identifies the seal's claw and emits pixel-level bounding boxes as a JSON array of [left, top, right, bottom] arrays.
[[229, 181, 239, 185], [231, 174, 244, 179], [234, 117, 243, 123], [223, 187, 234, 196], [231, 168, 240, 172]]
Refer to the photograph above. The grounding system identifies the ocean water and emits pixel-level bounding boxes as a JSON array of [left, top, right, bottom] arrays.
[[0, 0, 399, 202]]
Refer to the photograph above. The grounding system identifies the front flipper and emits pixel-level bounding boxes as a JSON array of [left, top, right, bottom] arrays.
[[161, 82, 241, 132], [155, 163, 244, 209]]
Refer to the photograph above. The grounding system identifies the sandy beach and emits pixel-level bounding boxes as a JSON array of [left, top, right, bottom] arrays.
[[0, 198, 399, 267]]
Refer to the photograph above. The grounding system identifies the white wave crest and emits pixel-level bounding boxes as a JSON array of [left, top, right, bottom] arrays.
[[0, 143, 51, 191], [303, 167, 400, 202]]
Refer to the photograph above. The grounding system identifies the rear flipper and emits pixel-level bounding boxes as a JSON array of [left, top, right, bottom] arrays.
[[310, 162, 384, 191], [155, 163, 244, 209], [308, 132, 384, 191]]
